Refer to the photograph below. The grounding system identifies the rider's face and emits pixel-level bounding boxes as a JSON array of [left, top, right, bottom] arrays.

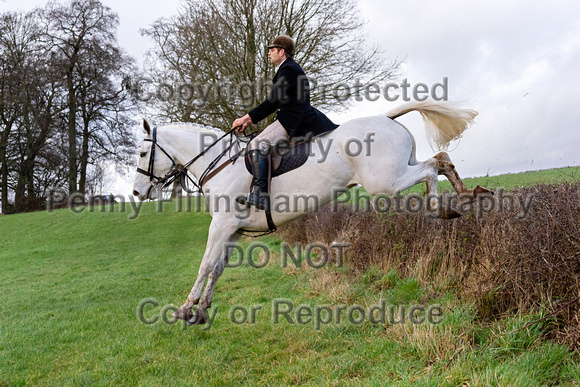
[[268, 48, 284, 66]]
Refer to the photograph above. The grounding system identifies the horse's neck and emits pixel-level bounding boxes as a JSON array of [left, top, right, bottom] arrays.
[[159, 127, 231, 178]]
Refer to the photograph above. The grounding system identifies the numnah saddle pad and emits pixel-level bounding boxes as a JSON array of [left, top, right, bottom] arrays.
[[244, 141, 310, 177]]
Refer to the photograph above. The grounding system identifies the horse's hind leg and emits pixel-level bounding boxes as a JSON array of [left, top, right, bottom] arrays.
[[363, 157, 462, 219], [433, 152, 493, 198], [366, 158, 441, 210]]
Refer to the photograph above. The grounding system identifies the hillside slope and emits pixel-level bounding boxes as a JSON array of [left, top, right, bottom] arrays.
[[1, 175, 579, 385]]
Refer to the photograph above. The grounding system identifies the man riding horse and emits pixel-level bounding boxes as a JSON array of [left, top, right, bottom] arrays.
[[232, 35, 338, 210]]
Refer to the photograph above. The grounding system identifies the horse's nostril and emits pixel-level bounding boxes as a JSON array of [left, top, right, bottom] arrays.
[[133, 190, 140, 197]]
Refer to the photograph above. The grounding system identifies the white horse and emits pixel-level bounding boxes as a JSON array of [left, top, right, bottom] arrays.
[[132, 101, 491, 325]]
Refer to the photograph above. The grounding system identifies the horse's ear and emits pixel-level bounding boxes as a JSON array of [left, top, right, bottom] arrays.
[[143, 119, 151, 136]]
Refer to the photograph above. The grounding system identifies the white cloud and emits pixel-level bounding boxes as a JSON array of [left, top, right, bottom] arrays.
[[329, 0, 580, 178]]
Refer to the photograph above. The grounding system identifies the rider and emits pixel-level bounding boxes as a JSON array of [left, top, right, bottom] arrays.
[[232, 35, 338, 210]]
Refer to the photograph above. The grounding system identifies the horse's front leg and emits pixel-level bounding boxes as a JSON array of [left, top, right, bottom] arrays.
[[172, 219, 238, 322], [186, 232, 240, 325]]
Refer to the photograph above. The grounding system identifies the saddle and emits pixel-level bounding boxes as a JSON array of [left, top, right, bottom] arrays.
[[236, 130, 336, 236], [244, 140, 311, 177], [196, 131, 334, 236]]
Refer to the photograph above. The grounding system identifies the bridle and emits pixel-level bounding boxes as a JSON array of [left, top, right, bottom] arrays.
[[135, 126, 244, 197], [136, 127, 177, 183]]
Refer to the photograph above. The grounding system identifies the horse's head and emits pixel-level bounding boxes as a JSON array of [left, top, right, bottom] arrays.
[[132, 119, 177, 201]]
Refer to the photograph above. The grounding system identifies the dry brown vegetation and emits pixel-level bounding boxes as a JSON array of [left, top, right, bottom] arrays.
[[279, 182, 580, 348]]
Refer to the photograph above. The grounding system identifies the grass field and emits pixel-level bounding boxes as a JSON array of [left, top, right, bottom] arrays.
[[436, 165, 580, 192], [1, 167, 580, 385], [397, 165, 580, 195]]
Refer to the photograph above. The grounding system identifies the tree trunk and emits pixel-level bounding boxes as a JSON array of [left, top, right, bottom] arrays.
[[78, 116, 90, 195], [14, 94, 32, 212], [0, 122, 12, 214], [14, 157, 28, 212], [15, 138, 36, 212], [67, 68, 78, 196]]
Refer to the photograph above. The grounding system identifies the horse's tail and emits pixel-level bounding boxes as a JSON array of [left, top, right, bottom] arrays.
[[385, 101, 478, 150]]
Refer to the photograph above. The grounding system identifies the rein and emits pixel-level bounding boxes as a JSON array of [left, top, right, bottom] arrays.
[[136, 125, 276, 237]]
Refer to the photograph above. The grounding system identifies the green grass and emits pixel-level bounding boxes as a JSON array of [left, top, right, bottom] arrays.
[[436, 165, 580, 192], [1, 167, 579, 385]]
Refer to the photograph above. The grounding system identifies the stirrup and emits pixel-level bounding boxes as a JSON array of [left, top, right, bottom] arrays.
[[235, 195, 247, 206], [246, 190, 269, 210]]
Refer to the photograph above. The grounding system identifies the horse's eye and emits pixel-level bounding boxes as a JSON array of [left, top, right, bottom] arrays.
[[140, 151, 147, 158]]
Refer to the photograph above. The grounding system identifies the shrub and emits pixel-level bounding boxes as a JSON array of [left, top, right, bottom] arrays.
[[278, 182, 580, 348]]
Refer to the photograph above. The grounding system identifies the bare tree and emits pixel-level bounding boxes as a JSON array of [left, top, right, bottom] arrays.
[[0, 2, 136, 213], [0, 13, 22, 213], [74, 33, 136, 195], [42, 0, 131, 196], [0, 10, 63, 213], [140, 0, 401, 129]]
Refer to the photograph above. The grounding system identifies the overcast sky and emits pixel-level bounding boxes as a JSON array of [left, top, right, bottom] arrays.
[[3, 0, 580, 195]]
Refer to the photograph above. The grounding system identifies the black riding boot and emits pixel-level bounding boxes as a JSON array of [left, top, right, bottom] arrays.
[[236, 149, 270, 210]]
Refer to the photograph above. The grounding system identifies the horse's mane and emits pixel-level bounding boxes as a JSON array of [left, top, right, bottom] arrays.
[[163, 122, 225, 135]]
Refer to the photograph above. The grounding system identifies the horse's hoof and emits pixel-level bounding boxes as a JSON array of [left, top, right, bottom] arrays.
[[172, 307, 194, 321], [187, 309, 207, 326], [441, 207, 461, 219], [473, 185, 494, 197]]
